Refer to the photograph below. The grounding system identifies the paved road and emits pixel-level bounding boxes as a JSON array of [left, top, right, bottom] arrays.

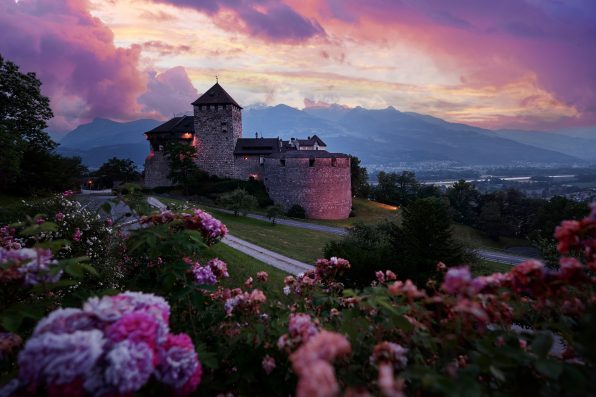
[[75, 194, 142, 231], [222, 235, 312, 275], [474, 249, 533, 265]]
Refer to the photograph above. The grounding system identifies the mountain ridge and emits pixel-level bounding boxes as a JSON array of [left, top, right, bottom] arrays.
[[56, 105, 592, 168]]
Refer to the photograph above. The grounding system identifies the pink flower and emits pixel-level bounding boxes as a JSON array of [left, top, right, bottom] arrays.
[[257, 271, 269, 282], [262, 355, 276, 374], [244, 277, 253, 288], [63, 190, 74, 197], [371, 342, 408, 370], [388, 280, 424, 299], [72, 228, 82, 242], [375, 271, 385, 284], [55, 212, 65, 222], [385, 270, 397, 281], [441, 266, 472, 294], [105, 218, 113, 227], [35, 216, 45, 225], [106, 312, 160, 351]]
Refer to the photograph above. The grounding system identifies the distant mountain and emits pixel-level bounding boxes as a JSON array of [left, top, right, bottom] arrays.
[[494, 130, 596, 162], [244, 105, 580, 166], [57, 107, 587, 169], [57, 118, 161, 168], [60, 118, 161, 148]]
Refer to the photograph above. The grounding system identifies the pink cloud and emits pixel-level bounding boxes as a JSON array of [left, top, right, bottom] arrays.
[[0, 0, 146, 131], [139, 66, 199, 118], [150, 0, 325, 42], [289, 0, 596, 128]]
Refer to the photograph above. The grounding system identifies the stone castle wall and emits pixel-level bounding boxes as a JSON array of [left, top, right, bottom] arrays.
[[233, 156, 262, 180], [262, 157, 352, 220], [194, 105, 242, 179], [143, 152, 172, 188]]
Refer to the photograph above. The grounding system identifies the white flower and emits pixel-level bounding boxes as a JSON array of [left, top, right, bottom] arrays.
[[283, 286, 291, 296]]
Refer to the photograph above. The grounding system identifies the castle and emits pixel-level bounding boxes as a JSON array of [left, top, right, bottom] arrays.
[[143, 82, 352, 220]]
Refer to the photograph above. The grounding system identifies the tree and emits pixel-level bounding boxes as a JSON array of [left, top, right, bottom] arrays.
[[0, 55, 54, 189], [446, 180, 480, 225], [349, 156, 370, 198], [93, 157, 140, 188], [164, 142, 202, 194], [218, 189, 258, 216], [373, 171, 420, 205], [391, 197, 464, 284], [478, 200, 502, 240], [266, 204, 284, 225]]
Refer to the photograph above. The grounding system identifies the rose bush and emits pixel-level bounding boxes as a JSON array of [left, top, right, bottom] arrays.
[[0, 199, 594, 396]]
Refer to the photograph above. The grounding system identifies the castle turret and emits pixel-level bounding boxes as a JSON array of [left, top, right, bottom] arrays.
[[192, 82, 242, 178]]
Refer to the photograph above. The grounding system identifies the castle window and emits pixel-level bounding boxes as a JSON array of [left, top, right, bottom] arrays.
[[243, 155, 248, 160], [218, 105, 223, 111], [221, 121, 227, 133], [202, 106, 206, 111], [309, 158, 315, 167], [280, 159, 286, 166], [210, 105, 215, 111]]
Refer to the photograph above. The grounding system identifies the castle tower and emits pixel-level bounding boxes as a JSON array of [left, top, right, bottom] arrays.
[[192, 82, 242, 178]]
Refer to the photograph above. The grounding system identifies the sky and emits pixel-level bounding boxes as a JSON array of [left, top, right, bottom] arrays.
[[1, 0, 595, 133]]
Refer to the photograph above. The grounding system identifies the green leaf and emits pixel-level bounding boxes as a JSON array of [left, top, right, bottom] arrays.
[[531, 332, 553, 358], [0, 313, 23, 332], [489, 365, 506, 382], [535, 359, 563, 379]]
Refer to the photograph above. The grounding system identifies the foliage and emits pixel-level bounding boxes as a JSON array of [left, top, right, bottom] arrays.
[[446, 180, 480, 224], [0, 55, 54, 189], [287, 204, 306, 219], [92, 157, 140, 188], [372, 171, 421, 206], [324, 222, 394, 288], [349, 156, 370, 198], [1, 192, 595, 396], [217, 188, 258, 216], [164, 142, 204, 194], [392, 197, 465, 284], [266, 204, 285, 225]]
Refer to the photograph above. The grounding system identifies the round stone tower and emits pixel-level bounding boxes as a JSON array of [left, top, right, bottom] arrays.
[[262, 152, 352, 220], [192, 82, 242, 179]]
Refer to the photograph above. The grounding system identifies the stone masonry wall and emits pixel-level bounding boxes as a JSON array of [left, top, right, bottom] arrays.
[[194, 105, 242, 179], [262, 157, 352, 220], [143, 152, 172, 188], [233, 156, 262, 180]]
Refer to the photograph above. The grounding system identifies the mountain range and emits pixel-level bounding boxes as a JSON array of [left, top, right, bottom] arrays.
[[55, 105, 596, 169]]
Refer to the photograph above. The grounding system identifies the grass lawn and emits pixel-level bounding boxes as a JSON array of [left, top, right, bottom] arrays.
[[452, 224, 530, 251], [306, 198, 401, 228], [469, 260, 512, 276], [207, 209, 339, 264], [200, 243, 288, 300]]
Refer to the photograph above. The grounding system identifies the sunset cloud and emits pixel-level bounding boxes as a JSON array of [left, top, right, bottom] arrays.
[[1, 0, 594, 132], [0, 0, 146, 131]]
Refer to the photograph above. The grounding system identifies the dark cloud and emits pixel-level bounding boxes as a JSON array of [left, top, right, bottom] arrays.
[[150, 0, 325, 42], [142, 41, 192, 55], [0, 0, 145, 131]]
